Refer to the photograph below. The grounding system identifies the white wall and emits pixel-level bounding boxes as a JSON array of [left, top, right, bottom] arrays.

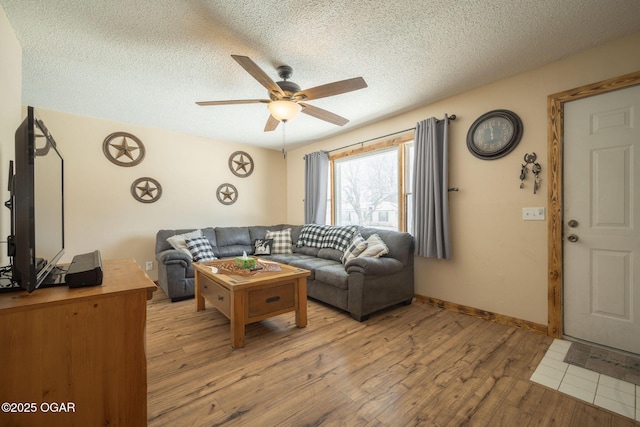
[[20, 108, 288, 280], [286, 32, 640, 326], [0, 5, 21, 266]]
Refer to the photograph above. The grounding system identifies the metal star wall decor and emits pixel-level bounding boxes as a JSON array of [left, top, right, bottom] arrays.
[[216, 183, 238, 205], [103, 132, 146, 167], [229, 151, 254, 177], [131, 177, 162, 203]]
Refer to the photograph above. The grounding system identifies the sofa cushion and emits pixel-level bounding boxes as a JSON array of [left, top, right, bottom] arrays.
[[317, 248, 343, 262], [186, 236, 217, 262], [265, 253, 314, 265], [293, 246, 320, 257], [321, 225, 358, 252], [297, 224, 330, 248], [215, 227, 252, 247], [359, 233, 389, 258], [315, 264, 349, 290], [287, 257, 337, 280], [266, 228, 293, 254], [248, 226, 270, 242], [359, 228, 413, 266], [166, 229, 202, 257], [341, 232, 368, 264]]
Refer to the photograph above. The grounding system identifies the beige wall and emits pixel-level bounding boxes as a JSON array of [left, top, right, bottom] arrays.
[[3, 5, 638, 325], [0, 5, 21, 266], [286, 32, 640, 325], [32, 109, 288, 280], [2, 5, 288, 281]]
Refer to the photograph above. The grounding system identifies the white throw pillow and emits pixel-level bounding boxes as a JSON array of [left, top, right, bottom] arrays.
[[358, 233, 389, 258], [167, 229, 203, 257]]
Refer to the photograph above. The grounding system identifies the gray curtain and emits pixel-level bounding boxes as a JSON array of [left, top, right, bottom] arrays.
[[412, 116, 451, 258], [304, 151, 329, 224]]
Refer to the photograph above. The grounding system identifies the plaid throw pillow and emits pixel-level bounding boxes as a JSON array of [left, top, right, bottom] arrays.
[[265, 229, 293, 254], [341, 233, 368, 264], [322, 225, 358, 252], [185, 236, 217, 262], [296, 224, 330, 248], [358, 234, 389, 258], [166, 229, 203, 257]]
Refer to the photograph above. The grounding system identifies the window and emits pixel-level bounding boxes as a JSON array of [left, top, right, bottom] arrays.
[[329, 134, 413, 232], [405, 142, 414, 235]]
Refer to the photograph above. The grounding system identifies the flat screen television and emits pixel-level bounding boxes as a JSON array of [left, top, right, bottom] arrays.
[[7, 106, 65, 292]]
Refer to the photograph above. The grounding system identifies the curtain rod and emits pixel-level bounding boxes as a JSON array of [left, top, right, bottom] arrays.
[[326, 114, 456, 153]]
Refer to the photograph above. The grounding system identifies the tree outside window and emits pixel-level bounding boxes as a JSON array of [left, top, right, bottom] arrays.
[[334, 148, 398, 230]]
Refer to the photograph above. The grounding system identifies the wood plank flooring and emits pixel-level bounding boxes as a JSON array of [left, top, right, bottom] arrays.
[[146, 291, 638, 426]]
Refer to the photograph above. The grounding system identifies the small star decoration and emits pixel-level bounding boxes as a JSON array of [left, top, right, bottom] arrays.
[[216, 183, 238, 205], [131, 177, 162, 203]]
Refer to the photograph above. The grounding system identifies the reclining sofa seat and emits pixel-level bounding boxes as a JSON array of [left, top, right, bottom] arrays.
[[155, 224, 414, 321]]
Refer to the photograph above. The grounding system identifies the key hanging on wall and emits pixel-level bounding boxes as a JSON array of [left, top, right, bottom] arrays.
[[519, 152, 542, 194]]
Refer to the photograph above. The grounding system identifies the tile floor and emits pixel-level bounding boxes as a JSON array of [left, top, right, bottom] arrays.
[[530, 339, 640, 421]]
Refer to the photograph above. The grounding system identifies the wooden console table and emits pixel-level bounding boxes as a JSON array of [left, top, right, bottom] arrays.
[[0, 258, 156, 427]]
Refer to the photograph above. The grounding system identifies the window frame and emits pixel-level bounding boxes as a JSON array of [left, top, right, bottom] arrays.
[[328, 132, 414, 231]]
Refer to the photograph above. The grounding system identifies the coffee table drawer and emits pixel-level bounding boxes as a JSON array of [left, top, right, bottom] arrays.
[[200, 275, 230, 318], [248, 282, 295, 318]]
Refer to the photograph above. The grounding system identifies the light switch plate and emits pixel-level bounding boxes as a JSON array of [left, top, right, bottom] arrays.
[[522, 207, 545, 220]]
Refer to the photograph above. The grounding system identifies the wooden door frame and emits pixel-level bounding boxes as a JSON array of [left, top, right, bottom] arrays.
[[547, 70, 640, 337]]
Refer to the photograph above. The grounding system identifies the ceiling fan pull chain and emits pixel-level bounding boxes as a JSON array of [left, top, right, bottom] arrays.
[[281, 121, 287, 159]]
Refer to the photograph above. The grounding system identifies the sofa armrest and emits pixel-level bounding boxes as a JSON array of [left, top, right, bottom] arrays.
[[156, 249, 192, 268], [345, 257, 404, 276]]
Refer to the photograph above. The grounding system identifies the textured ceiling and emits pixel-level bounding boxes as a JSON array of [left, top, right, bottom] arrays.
[[2, 0, 640, 151]]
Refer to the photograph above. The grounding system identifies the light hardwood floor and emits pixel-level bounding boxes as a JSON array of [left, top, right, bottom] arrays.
[[146, 291, 638, 426]]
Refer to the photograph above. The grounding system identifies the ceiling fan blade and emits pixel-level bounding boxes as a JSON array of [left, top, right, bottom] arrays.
[[296, 77, 367, 101], [264, 115, 280, 132], [299, 103, 349, 126], [231, 55, 284, 98], [196, 99, 269, 106]]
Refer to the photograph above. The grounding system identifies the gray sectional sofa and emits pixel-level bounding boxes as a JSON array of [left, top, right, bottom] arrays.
[[155, 224, 414, 321]]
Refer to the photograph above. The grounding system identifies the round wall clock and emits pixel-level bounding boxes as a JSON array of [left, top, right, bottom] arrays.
[[229, 151, 254, 177], [466, 110, 523, 160], [103, 132, 146, 167]]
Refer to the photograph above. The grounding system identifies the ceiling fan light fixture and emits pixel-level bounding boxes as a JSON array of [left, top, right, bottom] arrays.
[[268, 100, 302, 122]]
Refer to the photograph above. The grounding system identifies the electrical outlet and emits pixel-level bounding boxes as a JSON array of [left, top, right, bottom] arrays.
[[522, 207, 545, 221], [145, 261, 153, 271]]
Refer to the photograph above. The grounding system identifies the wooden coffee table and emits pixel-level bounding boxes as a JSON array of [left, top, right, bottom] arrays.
[[193, 258, 310, 348]]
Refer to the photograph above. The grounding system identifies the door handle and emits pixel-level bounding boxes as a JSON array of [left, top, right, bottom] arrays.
[[567, 234, 579, 243]]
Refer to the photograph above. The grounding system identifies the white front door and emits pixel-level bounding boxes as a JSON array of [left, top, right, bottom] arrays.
[[563, 84, 640, 354]]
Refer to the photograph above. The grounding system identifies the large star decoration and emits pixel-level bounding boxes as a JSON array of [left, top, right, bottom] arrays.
[[229, 151, 254, 177], [103, 132, 146, 167], [233, 155, 251, 174], [110, 137, 139, 161]]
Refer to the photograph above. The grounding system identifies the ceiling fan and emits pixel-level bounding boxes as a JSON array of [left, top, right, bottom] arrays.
[[196, 55, 367, 132]]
